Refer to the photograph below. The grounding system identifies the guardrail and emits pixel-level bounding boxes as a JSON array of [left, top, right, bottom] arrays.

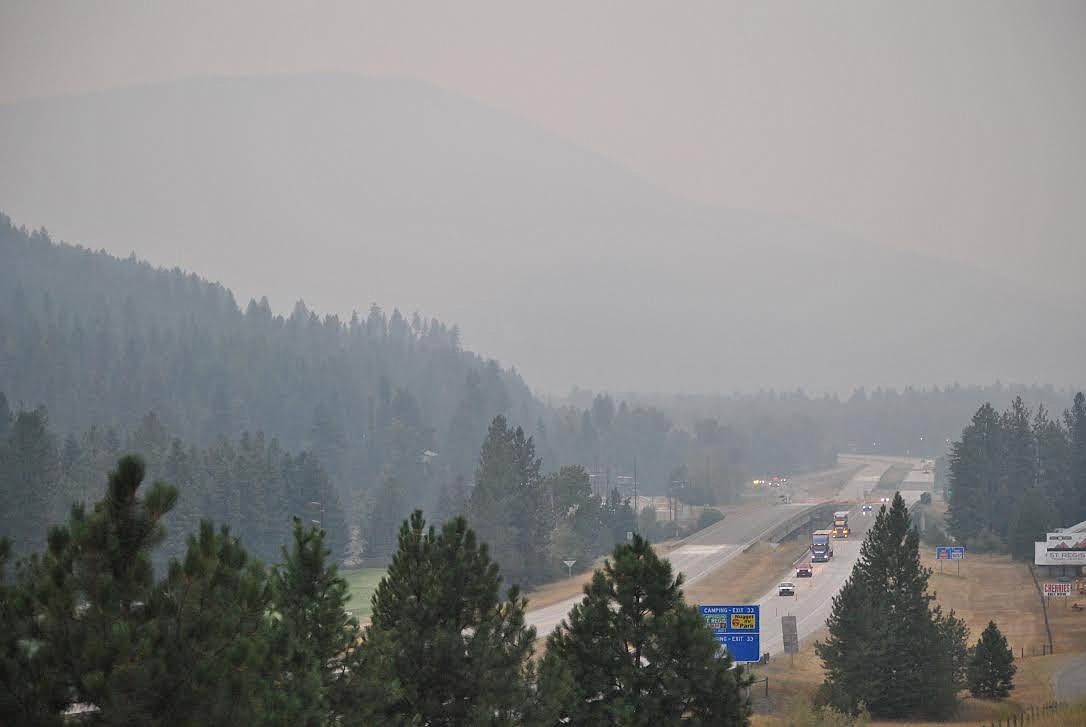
[[765, 501, 848, 544]]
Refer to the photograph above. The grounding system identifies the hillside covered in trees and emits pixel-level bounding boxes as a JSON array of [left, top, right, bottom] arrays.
[[4, 215, 1077, 571], [1, 215, 837, 562]]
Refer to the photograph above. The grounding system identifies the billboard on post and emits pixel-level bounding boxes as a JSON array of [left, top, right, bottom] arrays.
[[1043, 582, 1073, 596], [1035, 532, 1086, 566]]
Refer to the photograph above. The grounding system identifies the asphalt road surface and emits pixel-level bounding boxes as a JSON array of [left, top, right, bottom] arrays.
[[525, 455, 921, 641], [1053, 653, 1086, 702], [526, 501, 814, 637], [754, 457, 923, 657]]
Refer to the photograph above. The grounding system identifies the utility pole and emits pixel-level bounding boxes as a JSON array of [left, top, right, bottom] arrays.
[[309, 500, 325, 530], [633, 457, 638, 522]]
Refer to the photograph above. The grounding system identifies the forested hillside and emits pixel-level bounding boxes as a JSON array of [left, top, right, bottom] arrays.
[[0, 216, 840, 564]]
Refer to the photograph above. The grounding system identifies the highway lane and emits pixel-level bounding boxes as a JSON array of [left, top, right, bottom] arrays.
[[526, 501, 814, 637], [526, 455, 920, 640], [752, 457, 923, 658]]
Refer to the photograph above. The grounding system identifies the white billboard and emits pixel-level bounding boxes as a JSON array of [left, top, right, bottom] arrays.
[[1035, 535, 1086, 566]]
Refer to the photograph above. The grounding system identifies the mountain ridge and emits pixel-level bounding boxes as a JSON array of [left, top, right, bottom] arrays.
[[1, 73, 1081, 393]]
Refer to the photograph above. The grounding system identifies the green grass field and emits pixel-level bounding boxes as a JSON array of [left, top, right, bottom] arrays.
[[341, 567, 385, 619]]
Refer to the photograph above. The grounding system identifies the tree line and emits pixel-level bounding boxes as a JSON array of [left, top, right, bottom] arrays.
[[0, 396, 347, 565], [0, 455, 751, 726], [0, 215, 857, 529], [946, 393, 1086, 557], [0, 389, 647, 588]]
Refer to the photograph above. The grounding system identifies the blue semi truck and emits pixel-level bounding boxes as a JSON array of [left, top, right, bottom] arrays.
[[811, 529, 833, 562]]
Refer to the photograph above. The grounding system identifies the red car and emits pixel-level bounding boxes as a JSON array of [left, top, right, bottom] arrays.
[[796, 565, 813, 578]]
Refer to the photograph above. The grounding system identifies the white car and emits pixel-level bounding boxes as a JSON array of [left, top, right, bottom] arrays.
[[778, 581, 796, 597]]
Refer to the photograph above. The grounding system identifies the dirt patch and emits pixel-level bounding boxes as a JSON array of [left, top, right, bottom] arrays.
[[684, 540, 810, 608]]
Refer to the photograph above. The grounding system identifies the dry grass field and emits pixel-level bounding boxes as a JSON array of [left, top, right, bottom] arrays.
[[746, 544, 1080, 725], [684, 539, 809, 607]]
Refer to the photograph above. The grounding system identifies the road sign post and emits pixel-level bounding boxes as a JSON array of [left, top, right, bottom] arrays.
[[699, 605, 760, 663], [563, 559, 576, 578], [936, 545, 966, 575]]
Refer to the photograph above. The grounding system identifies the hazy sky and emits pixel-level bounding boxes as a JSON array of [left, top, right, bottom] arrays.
[[2, 1, 1084, 299]]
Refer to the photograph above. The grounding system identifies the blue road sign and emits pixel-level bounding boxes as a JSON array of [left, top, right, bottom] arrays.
[[713, 632, 761, 663], [699, 605, 761, 663], [936, 546, 966, 560]]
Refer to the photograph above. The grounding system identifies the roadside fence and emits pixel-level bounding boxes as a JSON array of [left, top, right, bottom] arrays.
[[982, 701, 1065, 727]]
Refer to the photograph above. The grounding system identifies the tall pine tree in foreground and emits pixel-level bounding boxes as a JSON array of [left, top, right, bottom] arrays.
[[536, 534, 751, 726], [268, 517, 361, 726], [968, 621, 1016, 699], [0, 455, 337, 726], [817, 493, 967, 719], [355, 511, 535, 726]]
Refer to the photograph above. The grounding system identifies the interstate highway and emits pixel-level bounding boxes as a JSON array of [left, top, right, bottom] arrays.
[[755, 457, 924, 657]]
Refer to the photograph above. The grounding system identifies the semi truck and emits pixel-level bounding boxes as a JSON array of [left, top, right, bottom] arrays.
[[832, 511, 850, 539], [811, 529, 833, 562]]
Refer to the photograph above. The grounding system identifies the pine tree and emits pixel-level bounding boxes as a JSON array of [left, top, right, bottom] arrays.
[[948, 403, 1003, 545], [817, 493, 968, 719], [0, 407, 58, 555], [149, 519, 275, 726], [0, 392, 11, 436], [2, 455, 278, 725], [268, 517, 361, 726], [355, 511, 535, 726], [1008, 487, 1055, 561], [1068, 393, 1086, 524], [537, 534, 751, 726], [16, 455, 178, 722], [968, 621, 1016, 699], [469, 415, 550, 585]]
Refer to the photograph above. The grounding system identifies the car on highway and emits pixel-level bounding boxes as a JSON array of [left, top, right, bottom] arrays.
[[778, 581, 796, 596], [796, 565, 812, 578], [862, 503, 873, 514]]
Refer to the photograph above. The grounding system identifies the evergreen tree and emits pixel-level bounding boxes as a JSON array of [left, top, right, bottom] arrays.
[[0, 536, 67, 726], [537, 534, 751, 726], [1008, 487, 1055, 561], [0, 407, 58, 555], [1068, 393, 1086, 524], [0, 392, 10, 436], [948, 403, 1004, 546], [470, 415, 550, 585], [968, 621, 1016, 699], [367, 476, 406, 559], [817, 493, 967, 719], [1, 455, 277, 725], [355, 511, 535, 726], [150, 519, 275, 726], [15, 455, 178, 722], [268, 517, 361, 726]]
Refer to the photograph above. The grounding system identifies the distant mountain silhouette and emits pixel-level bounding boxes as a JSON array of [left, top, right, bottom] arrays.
[[1, 74, 1081, 392]]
